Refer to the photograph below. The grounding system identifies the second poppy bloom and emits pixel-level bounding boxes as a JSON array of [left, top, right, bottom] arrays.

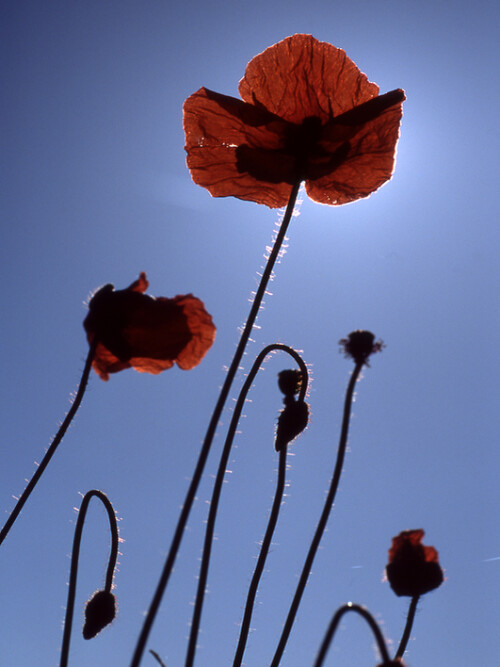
[[84, 273, 216, 381], [386, 529, 444, 597], [184, 34, 405, 208]]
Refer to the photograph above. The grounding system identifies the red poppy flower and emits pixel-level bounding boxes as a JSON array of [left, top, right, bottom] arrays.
[[83, 273, 216, 381], [386, 529, 444, 597], [184, 34, 405, 208]]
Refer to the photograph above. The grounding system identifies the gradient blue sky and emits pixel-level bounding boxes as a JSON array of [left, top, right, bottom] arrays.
[[1, 1, 499, 666]]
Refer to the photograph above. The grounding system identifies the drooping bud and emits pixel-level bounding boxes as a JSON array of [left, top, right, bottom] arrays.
[[277, 369, 303, 398], [83, 589, 116, 639], [275, 399, 309, 451]]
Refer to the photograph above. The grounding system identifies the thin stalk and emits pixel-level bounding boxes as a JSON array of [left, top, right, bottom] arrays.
[[130, 181, 301, 667], [395, 595, 419, 659], [232, 445, 287, 667], [185, 343, 308, 667], [313, 603, 392, 667], [0, 341, 96, 547], [270, 361, 364, 667], [60, 490, 119, 667]]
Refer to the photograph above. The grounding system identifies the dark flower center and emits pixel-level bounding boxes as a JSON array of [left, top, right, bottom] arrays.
[[285, 116, 323, 176]]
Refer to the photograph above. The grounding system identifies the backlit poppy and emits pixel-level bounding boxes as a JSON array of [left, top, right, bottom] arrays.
[[184, 34, 405, 208], [386, 529, 444, 597], [84, 273, 216, 381]]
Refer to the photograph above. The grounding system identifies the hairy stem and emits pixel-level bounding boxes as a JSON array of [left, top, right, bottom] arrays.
[[395, 595, 419, 659], [130, 181, 301, 667], [0, 342, 96, 547], [270, 361, 364, 667], [60, 490, 119, 667], [184, 343, 307, 667], [232, 444, 287, 667], [313, 603, 391, 667]]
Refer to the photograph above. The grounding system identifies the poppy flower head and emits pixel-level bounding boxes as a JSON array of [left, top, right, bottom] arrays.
[[386, 529, 444, 597], [339, 330, 383, 366], [84, 273, 216, 381], [184, 34, 405, 208]]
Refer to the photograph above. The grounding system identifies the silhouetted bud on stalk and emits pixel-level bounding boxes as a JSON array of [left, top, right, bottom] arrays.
[[386, 529, 444, 597], [339, 330, 383, 366], [277, 369, 303, 398], [83, 589, 116, 639], [275, 401, 309, 452]]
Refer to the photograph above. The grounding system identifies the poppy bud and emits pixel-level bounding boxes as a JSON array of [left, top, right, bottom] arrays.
[[275, 399, 309, 451], [386, 529, 444, 597], [277, 369, 303, 397], [82, 589, 116, 639], [339, 330, 383, 366]]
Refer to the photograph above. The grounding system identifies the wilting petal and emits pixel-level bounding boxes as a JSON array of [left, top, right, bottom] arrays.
[[239, 34, 379, 125], [184, 87, 294, 207], [84, 273, 216, 380]]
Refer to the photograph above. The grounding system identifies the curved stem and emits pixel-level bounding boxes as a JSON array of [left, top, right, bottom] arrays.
[[313, 603, 391, 667], [270, 361, 364, 667], [129, 180, 301, 667], [0, 341, 96, 548], [60, 489, 119, 667], [395, 595, 419, 659], [185, 343, 308, 667], [232, 445, 287, 667]]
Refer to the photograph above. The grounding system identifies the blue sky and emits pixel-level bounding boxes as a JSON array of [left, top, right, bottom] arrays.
[[1, 1, 499, 665]]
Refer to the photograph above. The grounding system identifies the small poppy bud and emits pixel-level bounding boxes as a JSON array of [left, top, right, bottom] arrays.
[[339, 330, 383, 366], [275, 399, 309, 451], [277, 369, 303, 397], [82, 589, 116, 639], [386, 529, 444, 597]]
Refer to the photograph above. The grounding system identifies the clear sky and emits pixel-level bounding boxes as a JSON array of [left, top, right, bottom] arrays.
[[1, 1, 499, 666]]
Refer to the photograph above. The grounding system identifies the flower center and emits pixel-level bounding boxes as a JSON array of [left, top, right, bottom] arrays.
[[285, 116, 323, 177]]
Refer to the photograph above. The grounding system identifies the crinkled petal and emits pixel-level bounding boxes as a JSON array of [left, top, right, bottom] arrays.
[[84, 275, 216, 380], [184, 87, 293, 207], [305, 92, 404, 205], [239, 34, 379, 125]]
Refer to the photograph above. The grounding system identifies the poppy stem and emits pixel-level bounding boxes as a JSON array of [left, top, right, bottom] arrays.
[[269, 360, 364, 667], [60, 489, 119, 667], [232, 444, 287, 667], [129, 180, 301, 667], [312, 602, 392, 667], [0, 341, 96, 548], [395, 595, 419, 659], [184, 343, 308, 667]]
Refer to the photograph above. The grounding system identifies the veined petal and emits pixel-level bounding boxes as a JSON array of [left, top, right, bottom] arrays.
[[184, 87, 294, 207], [305, 97, 404, 205], [239, 34, 379, 125]]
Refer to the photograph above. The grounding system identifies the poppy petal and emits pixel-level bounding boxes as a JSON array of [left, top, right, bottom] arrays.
[[305, 96, 404, 205], [84, 275, 216, 380], [238, 34, 379, 125], [184, 87, 293, 207]]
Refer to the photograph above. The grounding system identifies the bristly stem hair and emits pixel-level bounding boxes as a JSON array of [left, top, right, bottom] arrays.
[[0, 340, 96, 548], [395, 595, 419, 659], [129, 180, 301, 667], [313, 603, 392, 667], [60, 489, 119, 667], [184, 343, 308, 667], [270, 359, 365, 666]]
